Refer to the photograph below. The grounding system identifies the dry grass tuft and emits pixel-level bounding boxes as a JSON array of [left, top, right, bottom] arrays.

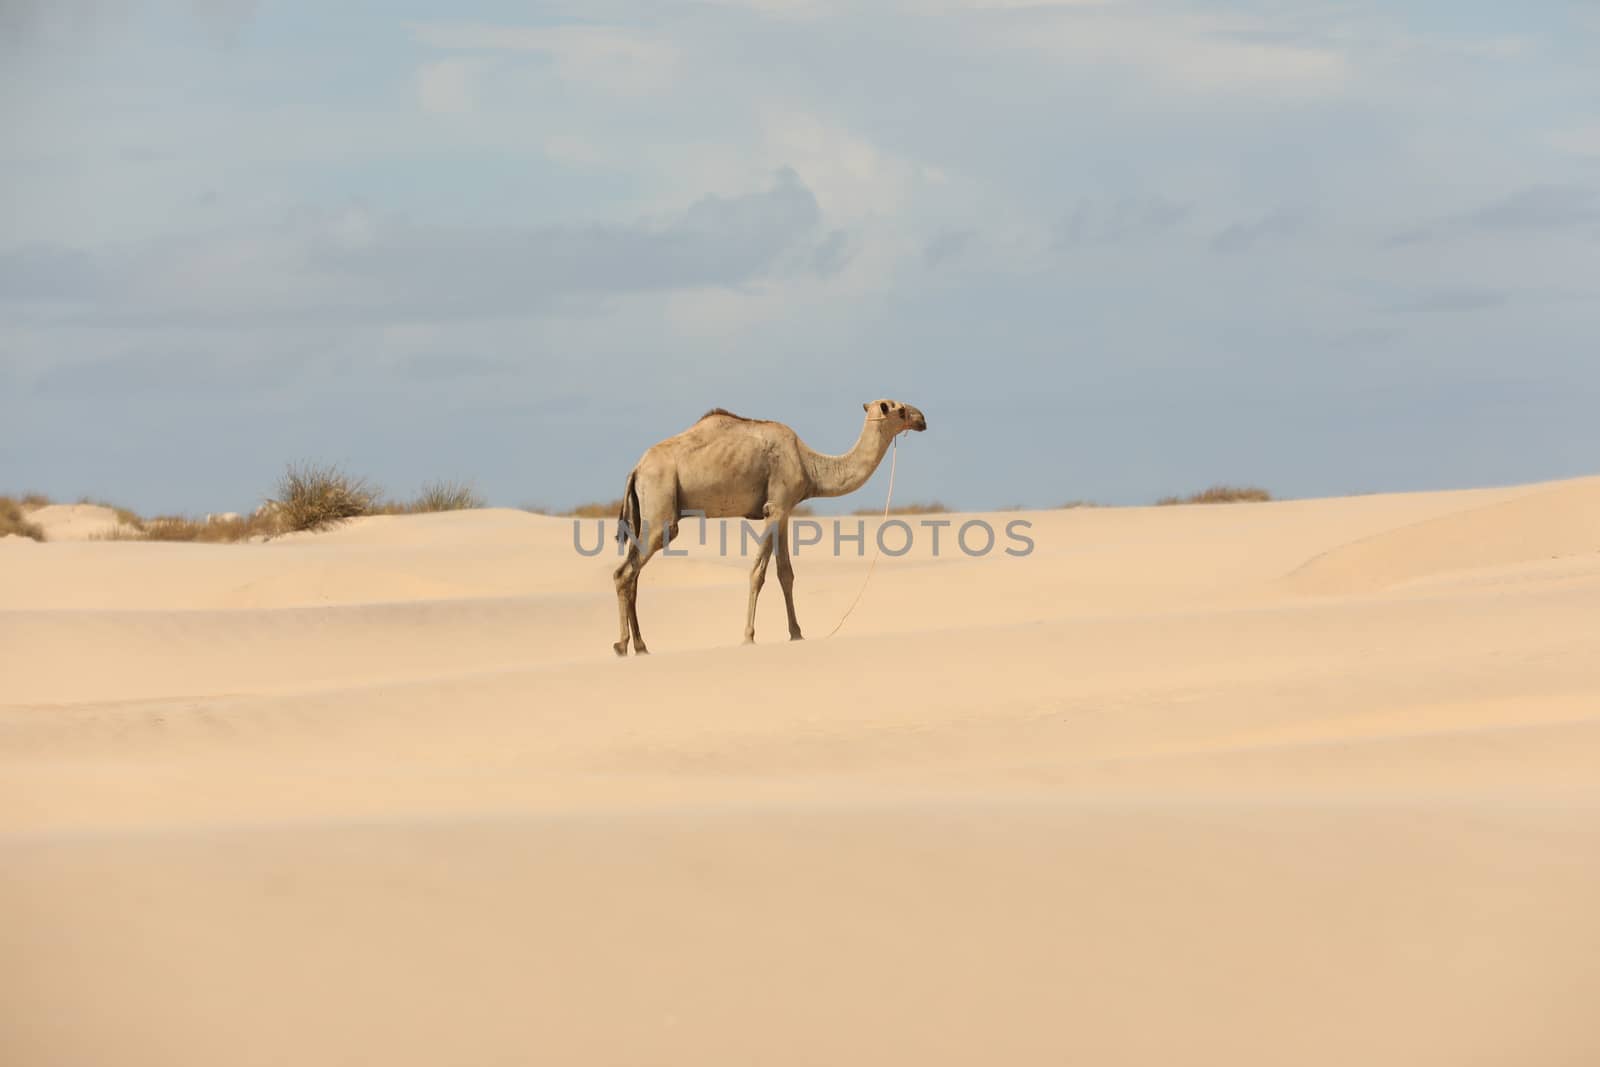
[[1059, 500, 1100, 509], [1156, 485, 1273, 506], [409, 480, 486, 513], [0, 497, 47, 541], [20, 492, 52, 510], [271, 463, 380, 532]]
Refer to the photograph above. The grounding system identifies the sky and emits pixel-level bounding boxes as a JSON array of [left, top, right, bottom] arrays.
[[3, 0, 1598, 514]]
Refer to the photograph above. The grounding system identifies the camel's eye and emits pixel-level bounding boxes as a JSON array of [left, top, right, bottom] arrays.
[[879, 401, 890, 415]]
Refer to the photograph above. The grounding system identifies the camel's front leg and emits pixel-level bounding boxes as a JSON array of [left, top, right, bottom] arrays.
[[744, 514, 778, 645], [775, 521, 802, 640]]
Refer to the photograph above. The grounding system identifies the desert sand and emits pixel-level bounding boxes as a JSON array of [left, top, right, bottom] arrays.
[[4, 476, 1600, 1065]]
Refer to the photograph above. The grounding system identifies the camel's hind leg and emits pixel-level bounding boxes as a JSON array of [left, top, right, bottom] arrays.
[[612, 478, 675, 656], [744, 506, 787, 645], [612, 546, 640, 656], [613, 524, 664, 656], [775, 521, 803, 640]]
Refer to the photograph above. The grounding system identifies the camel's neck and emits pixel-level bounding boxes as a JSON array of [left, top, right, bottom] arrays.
[[800, 418, 896, 499]]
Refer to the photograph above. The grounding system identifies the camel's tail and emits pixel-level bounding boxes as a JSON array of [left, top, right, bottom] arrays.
[[616, 469, 641, 548]]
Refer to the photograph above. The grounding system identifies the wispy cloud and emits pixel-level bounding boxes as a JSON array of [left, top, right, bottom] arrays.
[[1210, 208, 1308, 254], [1384, 287, 1509, 314], [1546, 125, 1600, 158], [973, 7, 1349, 96], [415, 57, 493, 115], [923, 228, 975, 268], [1386, 185, 1600, 247], [1053, 194, 1190, 249], [1471, 186, 1600, 229], [2, 170, 833, 325], [407, 21, 678, 94]]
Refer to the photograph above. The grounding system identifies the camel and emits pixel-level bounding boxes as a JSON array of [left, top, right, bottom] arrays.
[[611, 398, 928, 655]]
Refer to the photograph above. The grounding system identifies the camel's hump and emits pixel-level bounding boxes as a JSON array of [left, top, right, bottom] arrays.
[[699, 407, 771, 423]]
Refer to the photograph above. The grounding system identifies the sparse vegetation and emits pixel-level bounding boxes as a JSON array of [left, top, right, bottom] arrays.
[[11, 471, 1278, 543], [77, 497, 146, 530], [409, 479, 486, 513], [1156, 485, 1272, 506], [852, 500, 951, 516], [568, 499, 623, 518], [94, 511, 283, 543], [0, 497, 47, 541], [272, 462, 382, 532]]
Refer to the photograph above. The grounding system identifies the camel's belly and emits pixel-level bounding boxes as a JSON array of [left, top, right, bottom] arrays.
[[677, 485, 766, 521]]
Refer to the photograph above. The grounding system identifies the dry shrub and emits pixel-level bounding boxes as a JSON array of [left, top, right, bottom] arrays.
[[272, 463, 380, 531], [410, 480, 485, 513], [1059, 500, 1099, 509], [20, 492, 52, 510], [1156, 485, 1272, 506], [0, 497, 46, 541]]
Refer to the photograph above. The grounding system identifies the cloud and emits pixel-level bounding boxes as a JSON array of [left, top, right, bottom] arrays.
[[1470, 186, 1600, 230], [416, 57, 491, 115], [692, 0, 835, 15], [923, 228, 975, 268], [1547, 126, 1600, 158], [973, 7, 1348, 96], [407, 21, 678, 94], [811, 229, 854, 277], [0, 243, 106, 301], [1053, 195, 1189, 249], [1384, 287, 1510, 315], [756, 110, 933, 223], [0, 0, 258, 51], [541, 133, 608, 168], [3, 169, 830, 326], [1210, 208, 1307, 254], [1385, 186, 1600, 247]]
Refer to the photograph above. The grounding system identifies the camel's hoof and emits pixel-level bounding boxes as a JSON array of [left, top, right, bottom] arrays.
[[634, 644, 649, 655], [613, 641, 629, 657], [742, 636, 755, 646], [790, 632, 805, 642]]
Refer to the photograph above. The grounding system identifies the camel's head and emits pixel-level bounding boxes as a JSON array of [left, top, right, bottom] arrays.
[[863, 399, 927, 433]]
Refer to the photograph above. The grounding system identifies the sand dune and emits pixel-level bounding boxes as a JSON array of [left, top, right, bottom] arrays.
[[4, 475, 1600, 1065], [22, 503, 130, 542]]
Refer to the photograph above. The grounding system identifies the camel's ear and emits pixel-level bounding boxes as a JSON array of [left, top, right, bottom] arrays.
[[879, 401, 890, 416], [863, 402, 870, 412]]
